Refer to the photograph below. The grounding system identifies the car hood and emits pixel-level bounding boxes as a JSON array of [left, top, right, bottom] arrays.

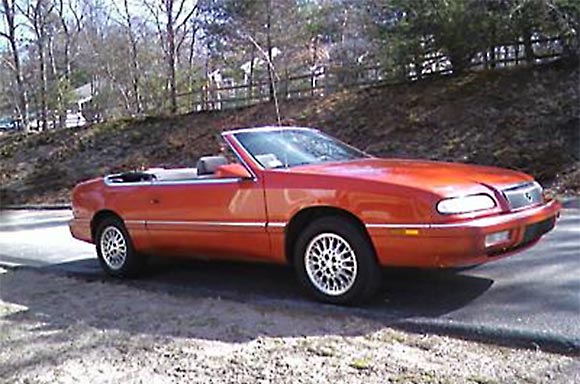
[[290, 158, 533, 196]]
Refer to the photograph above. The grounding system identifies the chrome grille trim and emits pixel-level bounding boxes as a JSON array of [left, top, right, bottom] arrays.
[[502, 181, 543, 211]]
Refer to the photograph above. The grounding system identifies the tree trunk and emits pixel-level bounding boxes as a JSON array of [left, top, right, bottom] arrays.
[[123, 0, 142, 114], [166, 0, 177, 113], [310, 36, 318, 96], [266, 0, 274, 102], [48, 35, 65, 128], [248, 44, 255, 102], [187, 24, 197, 110], [129, 42, 143, 114], [448, 49, 468, 76], [58, 1, 71, 80], [523, 29, 535, 65], [203, 42, 209, 110], [64, 36, 71, 79], [38, 39, 48, 131], [490, 46, 496, 69], [1, 0, 29, 131]]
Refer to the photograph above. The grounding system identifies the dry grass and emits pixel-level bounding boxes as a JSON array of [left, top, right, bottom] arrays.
[[0, 268, 578, 384]]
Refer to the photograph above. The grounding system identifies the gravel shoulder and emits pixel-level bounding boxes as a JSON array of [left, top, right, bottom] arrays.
[[0, 267, 578, 384]]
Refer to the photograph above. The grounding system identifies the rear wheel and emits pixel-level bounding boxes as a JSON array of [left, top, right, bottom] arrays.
[[95, 217, 144, 277], [293, 216, 381, 305]]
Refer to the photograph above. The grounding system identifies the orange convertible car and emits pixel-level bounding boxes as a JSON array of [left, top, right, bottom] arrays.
[[70, 126, 560, 304]]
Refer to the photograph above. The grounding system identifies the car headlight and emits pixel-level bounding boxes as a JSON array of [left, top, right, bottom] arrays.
[[437, 194, 496, 214]]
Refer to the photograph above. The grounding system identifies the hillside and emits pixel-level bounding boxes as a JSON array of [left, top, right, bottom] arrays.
[[0, 62, 578, 205]]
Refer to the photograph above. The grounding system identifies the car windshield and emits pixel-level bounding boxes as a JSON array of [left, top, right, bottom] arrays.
[[233, 128, 369, 169]]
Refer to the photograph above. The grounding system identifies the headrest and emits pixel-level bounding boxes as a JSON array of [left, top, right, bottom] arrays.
[[255, 153, 282, 168], [196, 155, 228, 175]]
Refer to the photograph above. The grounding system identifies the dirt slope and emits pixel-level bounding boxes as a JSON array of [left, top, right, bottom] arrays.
[[0, 62, 578, 205]]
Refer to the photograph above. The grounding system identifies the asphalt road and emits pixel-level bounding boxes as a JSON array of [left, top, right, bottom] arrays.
[[1, 207, 579, 353]]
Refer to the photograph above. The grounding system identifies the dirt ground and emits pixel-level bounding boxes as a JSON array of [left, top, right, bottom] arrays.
[[0, 267, 578, 384]]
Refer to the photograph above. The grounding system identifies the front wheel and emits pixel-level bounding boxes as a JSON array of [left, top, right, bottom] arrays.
[[294, 216, 381, 305], [95, 217, 144, 278]]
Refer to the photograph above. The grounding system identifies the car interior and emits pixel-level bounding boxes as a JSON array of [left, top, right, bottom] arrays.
[[106, 155, 232, 184]]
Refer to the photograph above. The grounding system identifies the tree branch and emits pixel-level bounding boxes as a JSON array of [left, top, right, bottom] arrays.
[[175, 3, 198, 32], [0, 55, 16, 71]]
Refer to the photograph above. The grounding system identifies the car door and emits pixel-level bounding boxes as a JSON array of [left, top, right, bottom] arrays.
[[144, 176, 271, 261]]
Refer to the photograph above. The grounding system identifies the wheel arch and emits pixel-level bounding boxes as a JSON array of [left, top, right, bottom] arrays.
[[90, 209, 123, 242], [284, 206, 376, 264]]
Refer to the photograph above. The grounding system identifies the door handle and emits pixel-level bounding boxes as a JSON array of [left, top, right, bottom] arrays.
[[151, 198, 160, 204]]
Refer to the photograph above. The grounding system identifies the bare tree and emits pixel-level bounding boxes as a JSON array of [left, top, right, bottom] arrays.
[[144, 0, 200, 113], [185, 18, 200, 106], [46, 23, 63, 126], [46, 0, 84, 127], [78, 0, 115, 117], [0, 0, 29, 130], [111, 0, 144, 114], [19, 0, 55, 131], [55, 0, 83, 81]]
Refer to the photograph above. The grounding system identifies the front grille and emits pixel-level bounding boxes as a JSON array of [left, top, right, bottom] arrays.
[[502, 182, 543, 211]]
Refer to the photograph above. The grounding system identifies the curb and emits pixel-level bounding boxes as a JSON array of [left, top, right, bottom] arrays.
[[0, 217, 72, 231], [2, 204, 71, 210], [395, 318, 580, 357], [561, 197, 580, 210]]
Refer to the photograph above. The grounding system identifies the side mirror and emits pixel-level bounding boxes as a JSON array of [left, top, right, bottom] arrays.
[[215, 163, 253, 180]]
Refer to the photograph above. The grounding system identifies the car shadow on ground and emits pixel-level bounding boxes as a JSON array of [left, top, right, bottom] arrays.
[[39, 256, 494, 320], [0, 258, 493, 344], [136, 258, 495, 319]]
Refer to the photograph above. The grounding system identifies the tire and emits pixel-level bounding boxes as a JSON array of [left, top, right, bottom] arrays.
[[95, 217, 145, 278], [293, 216, 381, 305]]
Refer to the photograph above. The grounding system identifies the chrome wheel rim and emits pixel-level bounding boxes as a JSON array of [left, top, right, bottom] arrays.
[[100, 226, 127, 270], [304, 233, 358, 296]]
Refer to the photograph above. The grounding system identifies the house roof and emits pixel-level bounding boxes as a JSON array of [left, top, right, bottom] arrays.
[[72, 83, 93, 103]]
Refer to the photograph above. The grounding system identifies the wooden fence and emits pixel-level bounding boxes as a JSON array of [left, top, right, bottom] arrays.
[[173, 35, 574, 114], [175, 65, 385, 113]]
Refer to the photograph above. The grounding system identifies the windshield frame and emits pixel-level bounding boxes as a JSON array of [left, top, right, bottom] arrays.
[[228, 127, 371, 170]]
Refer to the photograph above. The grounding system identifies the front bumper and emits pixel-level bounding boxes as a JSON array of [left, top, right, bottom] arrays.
[[367, 199, 561, 268]]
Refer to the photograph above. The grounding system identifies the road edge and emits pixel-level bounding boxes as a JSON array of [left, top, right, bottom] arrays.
[[395, 318, 580, 357], [1, 204, 71, 210]]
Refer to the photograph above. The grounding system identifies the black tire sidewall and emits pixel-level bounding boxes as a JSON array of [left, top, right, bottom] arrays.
[[293, 216, 380, 305], [95, 217, 140, 277]]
